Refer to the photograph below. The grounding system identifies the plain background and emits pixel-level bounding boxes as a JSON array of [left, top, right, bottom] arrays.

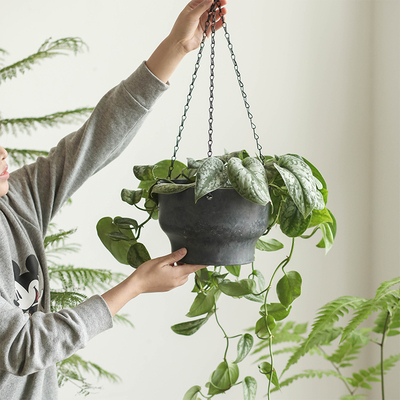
[[1, 0, 399, 399]]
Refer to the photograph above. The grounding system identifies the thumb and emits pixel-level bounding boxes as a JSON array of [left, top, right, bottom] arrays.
[[159, 248, 188, 265]]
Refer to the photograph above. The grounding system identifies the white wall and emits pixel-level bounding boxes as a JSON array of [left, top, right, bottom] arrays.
[[0, 1, 399, 399]]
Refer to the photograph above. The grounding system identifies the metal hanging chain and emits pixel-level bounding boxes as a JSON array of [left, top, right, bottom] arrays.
[[167, 5, 215, 179], [216, 2, 265, 162], [207, 5, 217, 157]]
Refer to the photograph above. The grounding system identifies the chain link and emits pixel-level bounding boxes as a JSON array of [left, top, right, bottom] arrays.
[[168, 1, 264, 178], [216, 2, 264, 162]]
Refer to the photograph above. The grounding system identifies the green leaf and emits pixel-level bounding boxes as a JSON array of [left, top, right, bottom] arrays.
[[113, 217, 138, 230], [210, 361, 239, 390], [258, 362, 280, 388], [255, 238, 284, 252], [127, 243, 151, 269], [219, 279, 256, 297], [316, 209, 337, 252], [242, 376, 257, 400], [195, 157, 228, 202], [274, 154, 319, 217], [302, 157, 327, 190], [255, 315, 276, 339], [133, 165, 155, 181], [206, 381, 225, 395], [309, 207, 333, 228], [153, 159, 186, 180], [280, 197, 312, 237], [171, 312, 213, 336], [276, 271, 302, 307], [121, 189, 143, 205], [267, 303, 291, 321], [235, 333, 254, 363], [227, 157, 271, 205], [183, 385, 201, 400], [225, 265, 241, 277], [186, 288, 219, 318], [250, 269, 266, 292], [151, 182, 194, 195], [96, 217, 135, 265]]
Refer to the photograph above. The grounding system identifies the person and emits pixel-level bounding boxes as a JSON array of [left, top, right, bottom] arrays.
[[0, 0, 227, 399]]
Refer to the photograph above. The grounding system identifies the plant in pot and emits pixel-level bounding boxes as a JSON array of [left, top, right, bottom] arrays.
[[96, 2, 336, 399]]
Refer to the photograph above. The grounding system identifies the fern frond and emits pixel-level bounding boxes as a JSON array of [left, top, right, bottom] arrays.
[[341, 285, 400, 342], [373, 307, 400, 336], [327, 329, 370, 368], [0, 37, 87, 83], [49, 266, 124, 292], [4, 148, 49, 167], [271, 369, 349, 392], [253, 346, 300, 364], [44, 228, 77, 249], [113, 313, 135, 328], [0, 107, 94, 135], [282, 327, 342, 374], [301, 296, 364, 348], [346, 353, 400, 390], [50, 290, 87, 312], [57, 354, 121, 395]]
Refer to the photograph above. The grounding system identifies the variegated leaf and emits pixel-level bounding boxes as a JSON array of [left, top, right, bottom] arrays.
[[227, 157, 271, 205], [280, 196, 312, 237], [274, 154, 319, 217], [195, 157, 228, 202], [151, 182, 194, 195]]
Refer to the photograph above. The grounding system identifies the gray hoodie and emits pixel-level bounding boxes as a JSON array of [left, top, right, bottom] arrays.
[[0, 62, 168, 399]]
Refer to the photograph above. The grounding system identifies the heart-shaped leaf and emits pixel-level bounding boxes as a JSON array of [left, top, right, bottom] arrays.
[[227, 157, 271, 205], [243, 376, 257, 400], [280, 196, 312, 237], [274, 154, 319, 217], [195, 157, 228, 202], [183, 386, 201, 400], [186, 288, 219, 318], [171, 312, 213, 336], [127, 242, 151, 268], [256, 238, 284, 252], [219, 279, 256, 297], [210, 361, 239, 390], [121, 189, 143, 205], [276, 271, 302, 307], [235, 333, 254, 363]]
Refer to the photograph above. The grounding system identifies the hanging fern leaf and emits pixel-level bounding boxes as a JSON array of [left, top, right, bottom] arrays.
[[283, 327, 342, 374], [373, 307, 400, 336], [0, 107, 94, 136], [327, 329, 370, 368], [341, 278, 400, 342], [0, 49, 8, 67], [57, 354, 121, 396], [0, 37, 88, 84], [346, 353, 400, 390], [271, 369, 349, 393], [50, 290, 87, 312], [44, 228, 78, 249], [4, 148, 49, 167]]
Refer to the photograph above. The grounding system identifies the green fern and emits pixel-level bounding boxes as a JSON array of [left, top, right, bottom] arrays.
[[271, 369, 350, 393], [0, 107, 94, 136], [346, 353, 400, 390], [50, 290, 87, 312], [341, 278, 400, 341], [57, 354, 121, 397], [327, 329, 370, 368], [3, 148, 49, 167], [283, 326, 343, 374], [373, 308, 400, 337], [0, 37, 87, 84]]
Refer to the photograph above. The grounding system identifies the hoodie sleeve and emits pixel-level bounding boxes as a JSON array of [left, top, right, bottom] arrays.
[[7, 61, 169, 234], [0, 294, 113, 376]]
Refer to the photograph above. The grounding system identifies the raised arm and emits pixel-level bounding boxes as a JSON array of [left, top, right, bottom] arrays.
[[146, 0, 227, 83]]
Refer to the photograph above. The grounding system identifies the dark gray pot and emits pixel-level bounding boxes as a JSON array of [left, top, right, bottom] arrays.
[[158, 186, 269, 266]]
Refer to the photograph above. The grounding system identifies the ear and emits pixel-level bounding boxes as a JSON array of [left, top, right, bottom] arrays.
[[25, 255, 39, 276], [13, 260, 21, 280]]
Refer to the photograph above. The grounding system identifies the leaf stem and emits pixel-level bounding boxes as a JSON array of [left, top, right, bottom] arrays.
[[214, 307, 229, 361], [380, 310, 391, 400]]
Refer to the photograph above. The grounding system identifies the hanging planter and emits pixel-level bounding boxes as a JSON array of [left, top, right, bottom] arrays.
[[97, 2, 337, 399]]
